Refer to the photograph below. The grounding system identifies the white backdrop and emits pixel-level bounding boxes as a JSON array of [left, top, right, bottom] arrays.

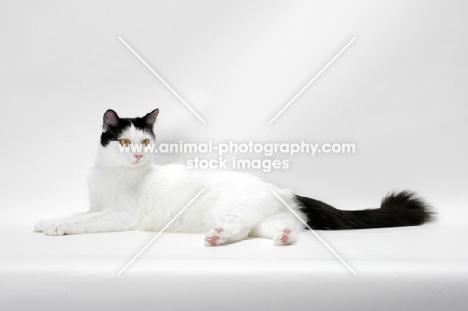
[[0, 0, 467, 227]]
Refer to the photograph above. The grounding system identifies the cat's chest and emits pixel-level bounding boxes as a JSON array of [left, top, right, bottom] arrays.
[[89, 168, 147, 210]]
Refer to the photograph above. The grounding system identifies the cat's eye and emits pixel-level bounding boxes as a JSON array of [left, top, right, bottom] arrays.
[[142, 139, 150, 146], [119, 138, 131, 146]]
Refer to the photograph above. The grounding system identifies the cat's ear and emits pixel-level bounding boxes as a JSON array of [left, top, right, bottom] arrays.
[[103, 109, 120, 132], [145, 109, 159, 129]]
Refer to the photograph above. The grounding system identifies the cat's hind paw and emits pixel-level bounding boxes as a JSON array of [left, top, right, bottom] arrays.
[[273, 229, 296, 246], [204, 226, 227, 246]]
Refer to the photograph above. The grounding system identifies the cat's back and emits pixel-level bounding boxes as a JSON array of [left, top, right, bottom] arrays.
[[149, 163, 265, 193]]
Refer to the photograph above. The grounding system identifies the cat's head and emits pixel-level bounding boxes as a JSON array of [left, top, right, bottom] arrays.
[[99, 109, 159, 168]]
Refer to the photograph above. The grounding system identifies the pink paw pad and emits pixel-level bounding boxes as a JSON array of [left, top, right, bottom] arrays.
[[205, 235, 220, 246], [274, 228, 294, 246], [204, 226, 226, 246], [281, 229, 291, 243]]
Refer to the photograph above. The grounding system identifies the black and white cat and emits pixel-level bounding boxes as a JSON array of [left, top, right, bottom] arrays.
[[34, 109, 433, 246]]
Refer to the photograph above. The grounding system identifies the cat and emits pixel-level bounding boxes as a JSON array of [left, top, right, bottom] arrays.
[[34, 109, 434, 246]]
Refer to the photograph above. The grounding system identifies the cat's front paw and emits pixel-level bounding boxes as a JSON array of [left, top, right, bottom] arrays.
[[41, 221, 68, 236], [34, 220, 45, 233], [204, 226, 227, 246]]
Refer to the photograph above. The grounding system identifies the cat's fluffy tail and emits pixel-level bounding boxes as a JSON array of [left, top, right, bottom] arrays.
[[295, 191, 434, 230]]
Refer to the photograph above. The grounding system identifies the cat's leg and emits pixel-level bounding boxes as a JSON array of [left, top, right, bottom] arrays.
[[251, 212, 304, 246], [204, 207, 262, 246], [37, 211, 134, 236], [204, 225, 250, 246]]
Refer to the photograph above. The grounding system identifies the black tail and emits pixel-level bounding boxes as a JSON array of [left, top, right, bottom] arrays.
[[295, 191, 434, 230]]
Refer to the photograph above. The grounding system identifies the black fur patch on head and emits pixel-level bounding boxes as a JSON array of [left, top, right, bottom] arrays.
[[100, 109, 159, 147]]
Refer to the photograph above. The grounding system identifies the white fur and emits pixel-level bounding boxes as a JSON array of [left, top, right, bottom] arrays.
[[34, 126, 305, 246]]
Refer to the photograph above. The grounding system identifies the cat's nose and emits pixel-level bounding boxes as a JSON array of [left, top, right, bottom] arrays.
[[134, 154, 143, 160]]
